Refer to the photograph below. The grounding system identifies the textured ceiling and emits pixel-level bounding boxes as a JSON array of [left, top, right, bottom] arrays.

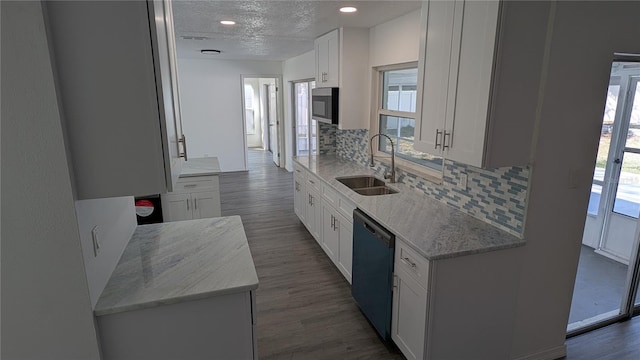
[[172, 0, 422, 61]]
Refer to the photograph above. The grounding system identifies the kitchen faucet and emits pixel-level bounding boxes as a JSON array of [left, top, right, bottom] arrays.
[[369, 133, 396, 183]]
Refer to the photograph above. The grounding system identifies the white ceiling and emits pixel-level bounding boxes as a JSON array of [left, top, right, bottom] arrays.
[[172, 0, 422, 61]]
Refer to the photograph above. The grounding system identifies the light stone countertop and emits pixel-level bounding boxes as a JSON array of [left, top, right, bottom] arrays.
[[294, 155, 525, 261], [94, 216, 258, 316], [179, 157, 221, 177]]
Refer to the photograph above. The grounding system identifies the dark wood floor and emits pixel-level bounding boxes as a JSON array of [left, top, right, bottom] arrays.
[[565, 317, 640, 359], [219, 150, 403, 360], [221, 150, 640, 360]]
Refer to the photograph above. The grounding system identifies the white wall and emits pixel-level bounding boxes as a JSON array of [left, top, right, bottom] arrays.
[[1, 2, 100, 358], [512, 2, 640, 358], [75, 197, 137, 308], [282, 50, 315, 171], [369, 9, 421, 67], [177, 58, 282, 172]]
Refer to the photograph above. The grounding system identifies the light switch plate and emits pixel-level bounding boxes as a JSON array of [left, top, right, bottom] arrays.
[[91, 226, 101, 257], [459, 172, 468, 190]]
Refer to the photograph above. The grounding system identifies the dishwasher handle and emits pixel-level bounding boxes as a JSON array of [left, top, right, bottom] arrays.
[[353, 209, 394, 247]]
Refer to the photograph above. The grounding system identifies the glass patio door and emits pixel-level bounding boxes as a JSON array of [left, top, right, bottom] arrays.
[[294, 80, 316, 156], [570, 62, 640, 335]]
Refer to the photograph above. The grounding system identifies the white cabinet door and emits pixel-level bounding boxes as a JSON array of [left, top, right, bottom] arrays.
[[336, 212, 353, 284], [45, 1, 183, 199], [325, 30, 339, 88], [306, 187, 322, 243], [192, 191, 221, 219], [321, 203, 339, 265], [414, 0, 461, 156], [392, 269, 428, 360], [445, 0, 500, 166], [162, 193, 192, 222], [294, 176, 306, 223], [149, 0, 184, 191], [315, 29, 339, 87]]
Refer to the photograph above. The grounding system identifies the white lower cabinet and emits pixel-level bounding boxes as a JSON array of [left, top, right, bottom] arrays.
[[162, 176, 221, 222], [305, 185, 322, 243], [392, 267, 428, 360], [321, 202, 340, 264], [335, 211, 353, 283], [294, 175, 306, 222], [294, 163, 355, 283]]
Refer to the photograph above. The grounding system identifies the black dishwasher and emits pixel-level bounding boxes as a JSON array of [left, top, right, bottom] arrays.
[[351, 208, 395, 342]]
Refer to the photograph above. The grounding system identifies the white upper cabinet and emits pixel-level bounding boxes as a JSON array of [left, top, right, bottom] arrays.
[[314, 28, 370, 129], [45, 0, 184, 199], [315, 29, 340, 88], [415, 0, 551, 168]]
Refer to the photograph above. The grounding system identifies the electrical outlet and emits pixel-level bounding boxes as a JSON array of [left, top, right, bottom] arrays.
[[91, 226, 101, 257], [459, 172, 468, 190]]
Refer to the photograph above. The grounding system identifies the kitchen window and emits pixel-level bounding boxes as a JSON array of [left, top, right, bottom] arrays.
[[374, 65, 443, 176]]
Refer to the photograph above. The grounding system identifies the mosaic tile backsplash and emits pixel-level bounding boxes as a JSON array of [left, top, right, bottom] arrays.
[[328, 126, 529, 237], [318, 123, 337, 155]]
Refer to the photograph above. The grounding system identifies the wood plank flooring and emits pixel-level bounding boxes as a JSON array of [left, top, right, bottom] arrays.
[[565, 317, 640, 359], [219, 150, 403, 360]]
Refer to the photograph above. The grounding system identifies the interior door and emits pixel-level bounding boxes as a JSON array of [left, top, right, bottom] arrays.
[[267, 83, 280, 166]]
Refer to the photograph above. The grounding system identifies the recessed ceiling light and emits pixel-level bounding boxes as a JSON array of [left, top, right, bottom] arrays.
[[339, 6, 357, 13], [201, 49, 221, 55], [220, 20, 236, 25]]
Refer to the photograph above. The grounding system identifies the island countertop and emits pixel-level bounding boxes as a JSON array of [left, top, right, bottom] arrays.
[[94, 216, 258, 316], [294, 155, 525, 261], [179, 157, 221, 177]]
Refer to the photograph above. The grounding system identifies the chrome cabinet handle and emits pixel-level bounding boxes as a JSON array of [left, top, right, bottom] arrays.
[[186, 198, 190, 211], [402, 256, 417, 268], [309, 179, 315, 185], [183, 184, 197, 188], [435, 129, 443, 149], [194, 198, 197, 210], [310, 195, 314, 206], [443, 130, 451, 150], [308, 194, 311, 205], [331, 215, 335, 230], [178, 134, 188, 161]]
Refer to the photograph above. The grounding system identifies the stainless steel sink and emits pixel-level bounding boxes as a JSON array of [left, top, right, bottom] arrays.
[[336, 176, 398, 196], [336, 176, 386, 189], [353, 186, 398, 196]]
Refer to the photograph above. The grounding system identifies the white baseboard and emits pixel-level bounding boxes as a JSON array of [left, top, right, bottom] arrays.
[[514, 344, 567, 360]]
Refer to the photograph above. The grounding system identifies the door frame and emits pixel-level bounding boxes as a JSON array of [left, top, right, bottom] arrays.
[[239, 74, 284, 170]]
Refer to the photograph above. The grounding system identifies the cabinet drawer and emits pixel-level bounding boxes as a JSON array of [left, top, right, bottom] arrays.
[[395, 240, 429, 290], [337, 194, 356, 221], [307, 172, 321, 192], [293, 163, 306, 178], [175, 176, 218, 193], [322, 183, 338, 208]]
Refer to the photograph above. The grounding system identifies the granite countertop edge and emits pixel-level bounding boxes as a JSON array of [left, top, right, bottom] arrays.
[[294, 155, 525, 261], [94, 283, 258, 317]]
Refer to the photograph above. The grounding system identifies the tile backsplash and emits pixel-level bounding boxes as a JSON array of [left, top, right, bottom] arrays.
[[320, 124, 529, 237]]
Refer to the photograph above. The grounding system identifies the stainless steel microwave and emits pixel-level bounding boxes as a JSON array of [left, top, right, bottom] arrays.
[[312, 87, 339, 125]]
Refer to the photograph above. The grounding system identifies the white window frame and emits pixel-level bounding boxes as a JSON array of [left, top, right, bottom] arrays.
[[370, 62, 443, 183]]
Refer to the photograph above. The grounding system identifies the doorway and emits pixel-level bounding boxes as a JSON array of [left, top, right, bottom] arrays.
[[241, 76, 282, 167], [570, 60, 640, 334], [293, 80, 317, 156]]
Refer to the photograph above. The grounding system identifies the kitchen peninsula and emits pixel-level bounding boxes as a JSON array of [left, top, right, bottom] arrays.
[[94, 216, 258, 360]]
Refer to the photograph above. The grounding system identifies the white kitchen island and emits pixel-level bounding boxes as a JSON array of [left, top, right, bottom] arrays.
[[94, 216, 258, 360]]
